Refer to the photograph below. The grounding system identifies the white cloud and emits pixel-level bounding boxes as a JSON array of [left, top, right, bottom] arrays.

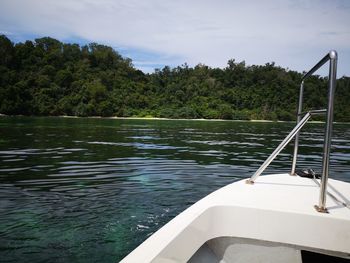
[[0, 0, 349, 75]]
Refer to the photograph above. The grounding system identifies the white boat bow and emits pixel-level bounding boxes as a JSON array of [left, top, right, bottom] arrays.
[[121, 174, 350, 262]]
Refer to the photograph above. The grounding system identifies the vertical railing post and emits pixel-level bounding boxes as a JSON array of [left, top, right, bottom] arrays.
[[315, 50, 337, 213], [291, 81, 304, 175]]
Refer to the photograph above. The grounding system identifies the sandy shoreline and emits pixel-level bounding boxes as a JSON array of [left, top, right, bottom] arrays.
[[1, 113, 349, 124], [0, 113, 280, 122], [59, 115, 278, 122]]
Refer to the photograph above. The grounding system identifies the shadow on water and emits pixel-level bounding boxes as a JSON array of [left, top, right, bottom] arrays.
[[0, 116, 349, 262]]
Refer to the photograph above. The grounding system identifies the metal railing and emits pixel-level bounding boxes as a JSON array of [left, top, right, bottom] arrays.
[[246, 50, 338, 213]]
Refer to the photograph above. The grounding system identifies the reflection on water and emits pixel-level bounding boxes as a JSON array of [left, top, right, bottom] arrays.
[[0, 117, 350, 262]]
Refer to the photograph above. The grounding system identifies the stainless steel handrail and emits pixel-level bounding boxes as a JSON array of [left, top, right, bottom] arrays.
[[301, 53, 332, 80], [293, 50, 337, 213], [246, 111, 312, 184], [247, 50, 338, 213], [291, 51, 337, 177], [290, 80, 305, 176], [317, 51, 337, 212]]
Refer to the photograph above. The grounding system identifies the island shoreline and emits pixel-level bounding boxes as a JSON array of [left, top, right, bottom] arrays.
[[1, 113, 350, 124]]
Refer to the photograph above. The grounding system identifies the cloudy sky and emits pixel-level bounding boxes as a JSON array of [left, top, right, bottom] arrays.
[[0, 0, 349, 76]]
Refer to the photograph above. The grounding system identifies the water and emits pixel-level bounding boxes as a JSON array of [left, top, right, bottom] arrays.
[[0, 117, 349, 262]]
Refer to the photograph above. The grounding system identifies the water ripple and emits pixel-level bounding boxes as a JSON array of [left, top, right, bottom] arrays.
[[0, 118, 349, 263]]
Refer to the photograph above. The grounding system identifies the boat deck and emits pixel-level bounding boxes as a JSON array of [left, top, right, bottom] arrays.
[[121, 174, 350, 262]]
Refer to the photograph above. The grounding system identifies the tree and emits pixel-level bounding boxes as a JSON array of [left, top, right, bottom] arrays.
[[0, 35, 349, 121]]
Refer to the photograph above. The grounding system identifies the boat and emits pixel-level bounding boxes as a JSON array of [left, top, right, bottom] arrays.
[[121, 51, 350, 262]]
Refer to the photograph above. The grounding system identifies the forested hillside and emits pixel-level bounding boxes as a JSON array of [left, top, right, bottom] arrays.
[[0, 35, 349, 121]]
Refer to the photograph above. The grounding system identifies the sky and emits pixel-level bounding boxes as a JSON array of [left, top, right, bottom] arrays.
[[0, 0, 349, 76]]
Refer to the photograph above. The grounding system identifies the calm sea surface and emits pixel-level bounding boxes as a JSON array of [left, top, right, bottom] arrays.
[[0, 117, 350, 262]]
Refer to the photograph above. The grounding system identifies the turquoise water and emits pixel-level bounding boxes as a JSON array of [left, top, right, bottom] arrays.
[[0, 117, 349, 262]]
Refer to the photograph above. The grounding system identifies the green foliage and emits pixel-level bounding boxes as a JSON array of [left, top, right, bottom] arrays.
[[0, 35, 350, 121]]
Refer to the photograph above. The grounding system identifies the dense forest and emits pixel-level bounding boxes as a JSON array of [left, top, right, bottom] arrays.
[[0, 35, 349, 121]]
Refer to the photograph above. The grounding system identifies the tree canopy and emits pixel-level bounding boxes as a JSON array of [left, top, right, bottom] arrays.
[[0, 35, 349, 121]]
